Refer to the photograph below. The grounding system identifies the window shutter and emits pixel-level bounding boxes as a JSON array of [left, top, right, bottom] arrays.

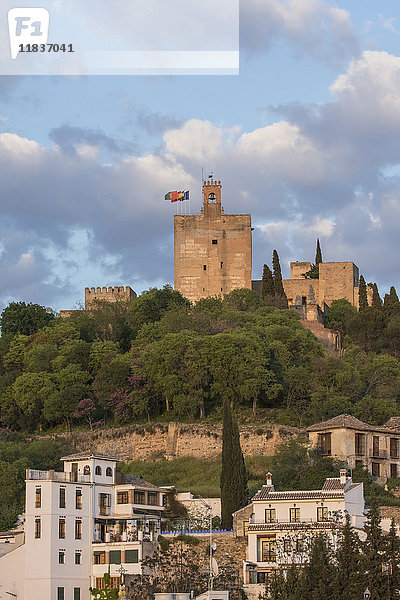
[[109, 550, 121, 564], [125, 549, 138, 563]]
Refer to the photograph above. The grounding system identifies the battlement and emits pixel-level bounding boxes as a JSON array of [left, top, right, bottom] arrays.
[[84, 285, 136, 310], [203, 179, 221, 187]]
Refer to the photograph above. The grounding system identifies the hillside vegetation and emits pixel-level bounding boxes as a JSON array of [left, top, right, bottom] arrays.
[[1, 286, 400, 434]]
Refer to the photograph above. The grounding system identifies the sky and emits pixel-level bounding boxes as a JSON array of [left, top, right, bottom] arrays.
[[1, 0, 400, 311]]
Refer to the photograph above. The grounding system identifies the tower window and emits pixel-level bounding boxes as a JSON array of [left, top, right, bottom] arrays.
[[220, 262, 223, 269], [208, 193, 216, 203], [212, 239, 218, 245], [203, 265, 207, 271]]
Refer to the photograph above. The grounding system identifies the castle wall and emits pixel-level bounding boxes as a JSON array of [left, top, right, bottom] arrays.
[[84, 286, 136, 310], [318, 262, 359, 308], [283, 279, 319, 306], [290, 261, 311, 279], [174, 180, 252, 303]]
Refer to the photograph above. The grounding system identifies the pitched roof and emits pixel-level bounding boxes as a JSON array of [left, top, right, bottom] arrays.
[[384, 417, 400, 431], [252, 477, 361, 501], [307, 413, 400, 435], [119, 474, 162, 490], [306, 414, 372, 432], [61, 452, 119, 462]]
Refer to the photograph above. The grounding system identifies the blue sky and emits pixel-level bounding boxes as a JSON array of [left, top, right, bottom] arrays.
[[1, 0, 400, 311]]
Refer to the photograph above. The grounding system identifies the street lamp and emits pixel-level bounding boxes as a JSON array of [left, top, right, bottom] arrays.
[[364, 588, 371, 600]]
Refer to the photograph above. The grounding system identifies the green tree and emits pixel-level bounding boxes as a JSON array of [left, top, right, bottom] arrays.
[[272, 250, 288, 308], [325, 299, 358, 337], [0, 301, 54, 336], [385, 519, 400, 598], [303, 239, 323, 279], [89, 570, 118, 599], [353, 396, 399, 426], [12, 372, 56, 429], [383, 286, 400, 317], [223, 288, 263, 312], [372, 283, 382, 309], [24, 343, 58, 373], [359, 275, 368, 311], [220, 399, 247, 529], [362, 497, 388, 600], [300, 535, 335, 600], [334, 512, 363, 599], [261, 264, 275, 304]]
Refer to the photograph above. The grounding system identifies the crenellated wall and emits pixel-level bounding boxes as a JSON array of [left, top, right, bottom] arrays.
[[84, 285, 136, 310]]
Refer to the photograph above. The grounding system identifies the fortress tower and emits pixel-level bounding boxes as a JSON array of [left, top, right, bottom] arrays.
[[174, 180, 252, 303], [84, 286, 136, 310]]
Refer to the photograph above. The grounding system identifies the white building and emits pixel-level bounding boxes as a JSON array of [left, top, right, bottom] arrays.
[[1, 453, 167, 600], [242, 470, 365, 600]]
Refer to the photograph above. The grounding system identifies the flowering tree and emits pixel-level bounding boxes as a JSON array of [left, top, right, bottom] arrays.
[[74, 397, 96, 429]]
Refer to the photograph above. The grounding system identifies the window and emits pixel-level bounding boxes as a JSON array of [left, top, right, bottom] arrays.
[[212, 239, 218, 244], [76, 490, 82, 510], [75, 520, 82, 540], [59, 488, 66, 509], [283, 539, 292, 553], [148, 492, 158, 506], [208, 193, 216, 203], [355, 433, 366, 455], [203, 264, 207, 271], [57, 587, 64, 600], [96, 578, 120, 590], [290, 508, 300, 523], [35, 487, 41, 508], [75, 552, 81, 565], [265, 508, 276, 523], [390, 438, 399, 459], [317, 507, 328, 522], [296, 538, 304, 553], [35, 518, 41, 539], [59, 518, 65, 539], [134, 491, 145, 505], [99, 493, 111, 515], [95, 466, 102, 475], [162, 494, 167, 507], [125, 549, 139, 563], [317, 433, 331, 456], [59, 551, 65, 564], [109, 550, 121, 564], [391, 463, 398, 478], [373, 436, 380, 457], [93, 551, 106, 565], [83, 465, 90, 475], [372, 462, 380, 478], [117, 491, 129, 504], [260, 537, 276, 562], [220, 261, 223, 269], [74, 589, 81, 600], [106, 467, 112, 477]]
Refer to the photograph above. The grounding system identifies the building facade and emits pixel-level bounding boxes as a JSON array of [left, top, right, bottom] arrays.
[[241, 471, 365, 600], [308, 414, 400, 483], [174, 180, 252, 303], [1, 453, 166, 600]]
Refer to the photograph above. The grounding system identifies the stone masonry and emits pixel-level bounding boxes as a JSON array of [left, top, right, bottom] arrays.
[[174, 180, 252, 303]]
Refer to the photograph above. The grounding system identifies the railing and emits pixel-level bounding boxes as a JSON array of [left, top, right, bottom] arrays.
[[369, 449, 388, 459], [248, 519, 337, 531], [26, 469, 90, 483]]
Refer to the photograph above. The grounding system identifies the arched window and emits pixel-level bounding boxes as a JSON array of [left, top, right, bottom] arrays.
[[208, 192, 216, 203], [83, 465, 90, 475], [106, 467, 112, 477], [95, 466, 102, 476]]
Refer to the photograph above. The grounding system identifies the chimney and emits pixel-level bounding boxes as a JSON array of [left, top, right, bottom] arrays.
[[340, 469, 347, 484], [266, 472, 274, 490]]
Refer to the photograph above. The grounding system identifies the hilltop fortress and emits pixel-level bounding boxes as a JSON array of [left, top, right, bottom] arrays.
[[62, 178, 369, 330]]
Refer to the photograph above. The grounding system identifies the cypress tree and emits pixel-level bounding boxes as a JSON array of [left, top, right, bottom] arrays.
[[261, 264, 274, 305], [335, 513, 364, 599], [315, 238, 323, 266], [362, 497, 388, 600], [272, 250, 288, 309], [385, 518, 400, 598], [372, 283, 383, 309], [359, 275, 368, 311], [384, 286, 400, 316], [220, 399, 247, 530], [301, 535, 335, 600]]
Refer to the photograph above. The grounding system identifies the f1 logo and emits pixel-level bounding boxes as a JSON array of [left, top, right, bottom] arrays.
[[8, 8, 50, 59]]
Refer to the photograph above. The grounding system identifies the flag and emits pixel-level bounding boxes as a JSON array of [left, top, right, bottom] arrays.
[[165, 191, 178, 202], [181, 190, 189, 201]]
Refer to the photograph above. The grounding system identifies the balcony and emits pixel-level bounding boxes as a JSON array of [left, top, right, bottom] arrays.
[[26, 469, 90, 484], [248, 519, 338, 532], [369, 449, 388, 459]]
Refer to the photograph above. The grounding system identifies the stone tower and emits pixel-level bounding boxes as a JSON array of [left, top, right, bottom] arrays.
[[174, 179, 252, 303]]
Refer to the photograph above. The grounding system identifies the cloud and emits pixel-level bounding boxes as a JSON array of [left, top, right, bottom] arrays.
[[241, 0, 360, 67], [3, 49, 400, 307], [48, 125, 137, 157]]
